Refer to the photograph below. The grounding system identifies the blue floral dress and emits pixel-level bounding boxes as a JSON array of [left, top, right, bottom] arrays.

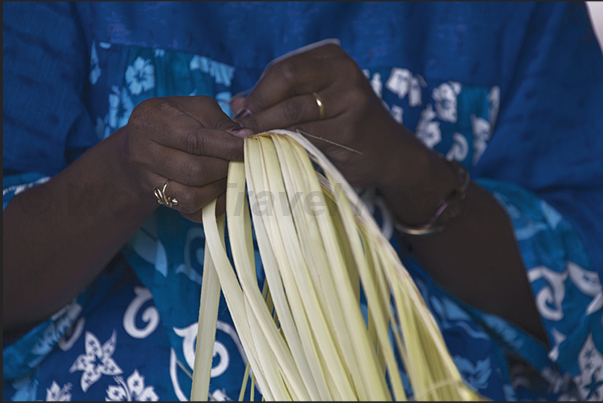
[[4, 2, 603, 401]]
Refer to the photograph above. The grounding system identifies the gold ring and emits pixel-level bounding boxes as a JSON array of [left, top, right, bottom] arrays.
[[312, 92, 326, 120], [153, 179, 179, 207]]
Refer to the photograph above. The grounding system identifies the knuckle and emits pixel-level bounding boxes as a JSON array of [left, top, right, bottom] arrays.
[[129, 98, 171, 134], [249, 92, 267, 112], [128, 103, 149, 128], [186, 133, 203, 156], [283, 99, 304, 122], [277, 60, 301, 83], [214, 119, 234, 132], [183, 160, 203, 184], [196, 95, 219, 108], [157, 98, 176, 113]]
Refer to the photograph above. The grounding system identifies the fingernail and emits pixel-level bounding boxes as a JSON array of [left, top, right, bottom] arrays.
[[227, 126, 255, 138], [234, 108, 252, 120]]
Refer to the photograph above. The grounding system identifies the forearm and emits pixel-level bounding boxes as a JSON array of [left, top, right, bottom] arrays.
[[379, 132, 548, 345], [2, 127, 158, 332]]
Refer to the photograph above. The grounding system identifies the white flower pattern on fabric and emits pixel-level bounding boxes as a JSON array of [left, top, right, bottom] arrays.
[[528, 266, 568, 321], [105, 370, 159, 401], [189, 55, 235, 86], [385, 67, 425, 107], [471, 115, 491, 165], [390, 104, 403, 124], [89, 41, 101, 85], [567, 261, 602, 298], [123, 286, 160, 339], [446, 132, 469, 162], [574, 335, 603, 401], [108, 86, 134, 130], [46, 381, 72, 401], [125, 57, 155, 96], [370, 72, 383, 98], [69, 331, 122, 392], [415, 104, 441, 149], [488, 85, 500, 134], [432, 82, 462, 123], [386, 67, 412, 98]]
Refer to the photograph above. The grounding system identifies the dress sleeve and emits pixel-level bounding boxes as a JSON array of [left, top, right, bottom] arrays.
[[470, 178, 603, 401], [473, 2, 603, 281], [468, 3, 603, 399], [2, 1, 96, 382], [3, 1, 97, 177]]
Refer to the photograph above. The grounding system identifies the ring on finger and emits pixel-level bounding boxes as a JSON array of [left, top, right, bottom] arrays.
[[153, 179, 179, 208], [312, 92, 326, 120]]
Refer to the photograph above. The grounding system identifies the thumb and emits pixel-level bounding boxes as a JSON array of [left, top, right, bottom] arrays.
[[226, 125, 255, 138], [231, 97, 246, 115]]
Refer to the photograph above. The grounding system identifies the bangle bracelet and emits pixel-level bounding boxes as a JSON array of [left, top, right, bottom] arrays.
[[393, 159, 470, 236]]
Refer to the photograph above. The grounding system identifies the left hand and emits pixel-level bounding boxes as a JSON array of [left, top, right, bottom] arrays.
[[232, 43, 428, 190]]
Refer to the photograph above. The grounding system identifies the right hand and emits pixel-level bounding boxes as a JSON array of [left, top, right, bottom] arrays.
[[124, 96, 254, 222]]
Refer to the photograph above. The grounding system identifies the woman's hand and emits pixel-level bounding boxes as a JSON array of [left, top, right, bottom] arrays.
[[231, 44, 548, 344], [232, 44, 456, 226], [125, 95, 253, 221], [232, 44, 430, 189], [3, 96, 252, 333]]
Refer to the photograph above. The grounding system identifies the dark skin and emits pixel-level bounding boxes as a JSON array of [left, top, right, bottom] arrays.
[[4, 44, 548, 347], [232, 44, 549, 345], [3, 96, 252, 339]]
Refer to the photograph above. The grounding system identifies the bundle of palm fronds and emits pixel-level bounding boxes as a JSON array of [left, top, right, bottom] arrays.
[[190, 130, 484, 401]]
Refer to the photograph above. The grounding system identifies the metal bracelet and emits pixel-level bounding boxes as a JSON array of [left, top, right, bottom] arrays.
[[393, 159, 470, 236]]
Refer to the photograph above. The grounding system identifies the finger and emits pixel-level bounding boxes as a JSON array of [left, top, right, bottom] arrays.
[[168, 96, 247, 132], [140, 97, 251, 159], [288, 117, 370, 187], [286, 113, 364, 162], [287, 118, 350, 155], [179, 192, 227, 223], [238, 52, 336, 116], [149, 173, 227, 215], [237, 88, 344, 134], [139, 141, 231, 187]]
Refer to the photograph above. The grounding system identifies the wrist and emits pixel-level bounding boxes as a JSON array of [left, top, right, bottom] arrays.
[[377, 133, 460, 228], [108, 127, 159, 213]]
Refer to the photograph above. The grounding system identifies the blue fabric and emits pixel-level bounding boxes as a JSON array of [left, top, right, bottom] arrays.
[[3, 1, 603, 401]]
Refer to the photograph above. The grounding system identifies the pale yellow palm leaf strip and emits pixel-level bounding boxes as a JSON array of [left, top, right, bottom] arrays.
[[274, 134, 386, 400], [198, 200, 276, 400], [253, 135, 358, 400], [192, 129, 486, 401], [280, 129, 483, 401], [271, 135, 364, 398], [226, 159, 309, 401], [245, 138, 334, 400], [190, 214, 222, 401], [286, 134, 403, 400], [262, 136, 345, 400]]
